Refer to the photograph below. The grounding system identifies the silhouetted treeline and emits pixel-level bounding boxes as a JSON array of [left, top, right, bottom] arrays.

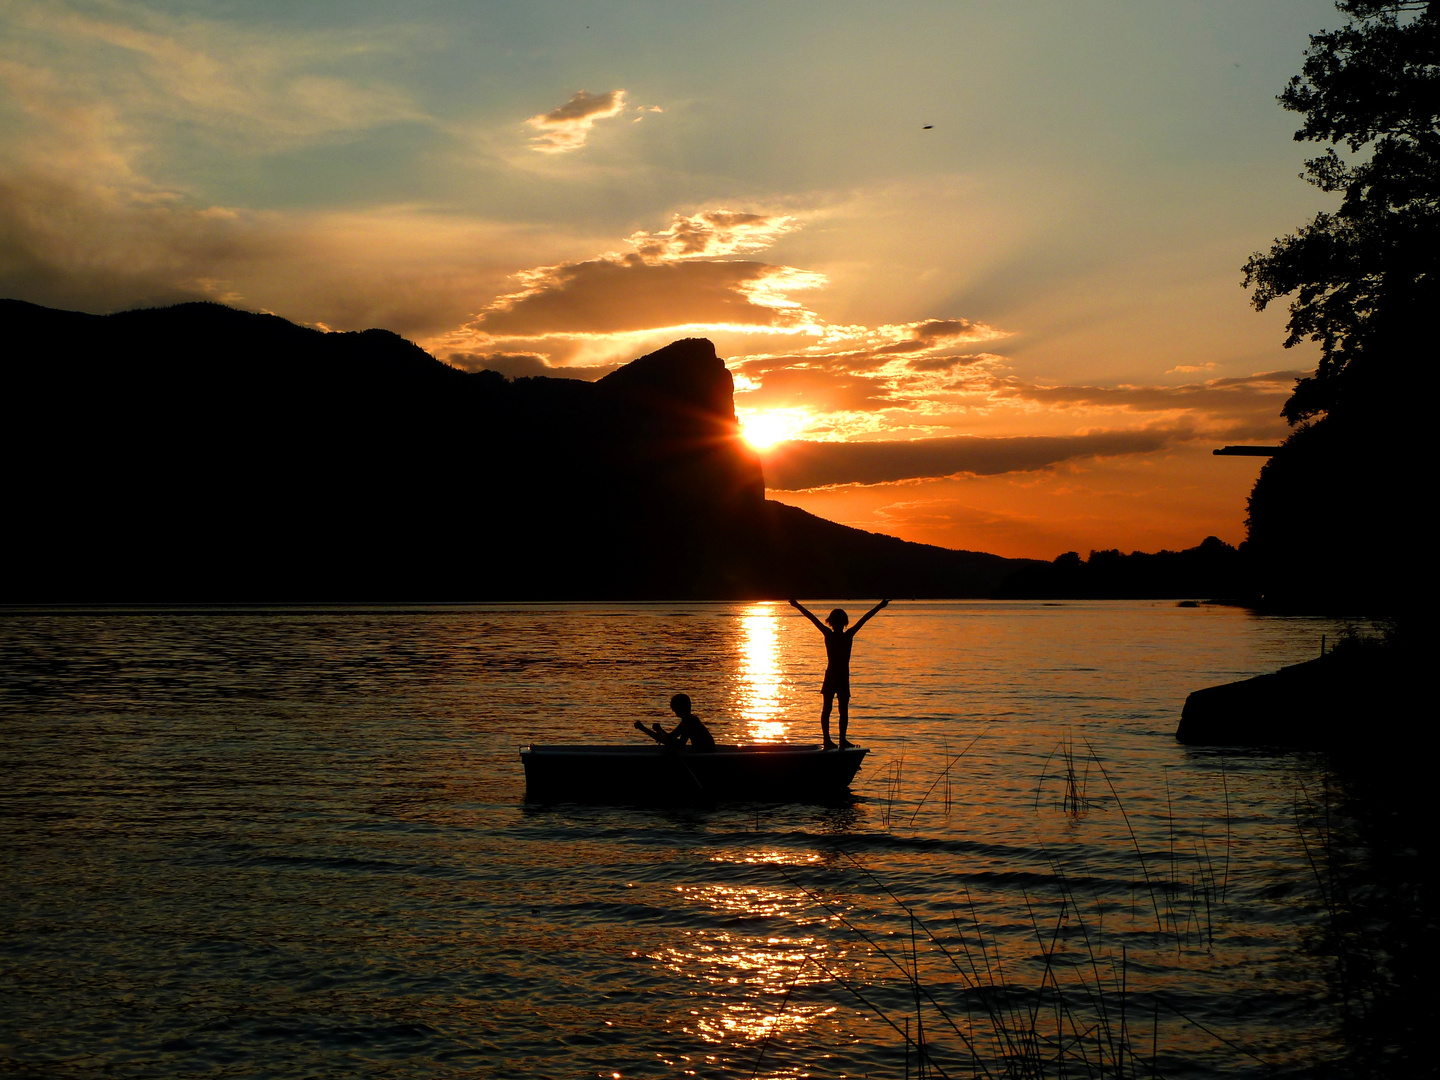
[[997, 536, 1246, 600], [1239, 0, 1432, 616], [2, 299, 1028, 601], [1245, 414, 1418, 614]]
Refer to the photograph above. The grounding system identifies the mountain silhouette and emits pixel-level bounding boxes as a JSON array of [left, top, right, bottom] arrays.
[[2, 299, 1031, 601]]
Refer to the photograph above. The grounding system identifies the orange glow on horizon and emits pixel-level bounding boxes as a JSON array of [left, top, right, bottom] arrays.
[[765, 445, 1264, 560]]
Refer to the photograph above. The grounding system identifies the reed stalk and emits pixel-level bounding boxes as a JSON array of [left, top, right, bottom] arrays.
[[772, 744, 1266, 1077], [911, 724, 991, 827]]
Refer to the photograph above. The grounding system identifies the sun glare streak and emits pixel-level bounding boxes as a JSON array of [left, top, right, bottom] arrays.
[[734, 604, 790, 741], [738, 409, 809, 450]]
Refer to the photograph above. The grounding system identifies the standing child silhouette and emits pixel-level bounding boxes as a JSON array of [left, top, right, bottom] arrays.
[[789, 598, 889, 750]]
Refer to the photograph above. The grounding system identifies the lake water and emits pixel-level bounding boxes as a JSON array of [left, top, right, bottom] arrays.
[[0, 601, 1355, 1078]]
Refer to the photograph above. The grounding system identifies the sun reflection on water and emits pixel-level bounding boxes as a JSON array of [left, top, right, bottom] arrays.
[[735, 604, 791, 743], [660, 858, 848, 1050]]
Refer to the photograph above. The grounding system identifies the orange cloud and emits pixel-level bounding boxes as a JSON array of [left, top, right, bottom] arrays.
[[735, 350, 894, 377], [731, 365, 898, 413], [472, 254, 825, 338], [526, 89, 627, 153], [446, 215, 1021, 385], [727, 337, 1294, 448], [998, 370, 1300, 411], [723, 320, 1012, 412], [873, 318, 1003, 354], [994, 371, 1301, 439], [627, 210, 799, 262]]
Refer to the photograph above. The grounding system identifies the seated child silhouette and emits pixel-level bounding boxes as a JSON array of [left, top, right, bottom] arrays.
[[636, 693, 715, 753]]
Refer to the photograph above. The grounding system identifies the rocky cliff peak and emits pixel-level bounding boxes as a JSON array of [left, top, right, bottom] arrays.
[[597, 338, 738, 424]]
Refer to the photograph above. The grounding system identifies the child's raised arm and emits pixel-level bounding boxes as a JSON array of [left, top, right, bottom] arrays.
[[849, 598, 890, 635], [789, 599, 828, 632]]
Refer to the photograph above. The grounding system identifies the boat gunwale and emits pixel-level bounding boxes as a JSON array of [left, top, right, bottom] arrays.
[[520, 743, 860, 758]]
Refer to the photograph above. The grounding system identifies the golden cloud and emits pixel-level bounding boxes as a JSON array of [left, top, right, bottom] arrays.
[[872, 318, 1004, 354], [727, 335, 1011, 431], [526, 89, 627, 153], [627, 210, 799, 262], [472, 254, 826, 338], [995, 371, 1303, 420], [725, 332, 1296, 449], [731, 365, 898, 413]]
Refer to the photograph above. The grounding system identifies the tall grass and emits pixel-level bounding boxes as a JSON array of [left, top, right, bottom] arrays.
[[1291, 771, 1377, 1032], [1035, 732, 1091, 818], [1286, 759, 1429, 1077], [875, 751, 906, 830], [909, 725, 991, 827], [758, 743, 1252, 1078], [783, 855, 1174, 1079]]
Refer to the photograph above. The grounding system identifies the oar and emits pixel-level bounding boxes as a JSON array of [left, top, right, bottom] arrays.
[[634, 720, 706, 797]]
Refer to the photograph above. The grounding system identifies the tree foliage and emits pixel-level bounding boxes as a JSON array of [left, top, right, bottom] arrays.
[[1242, 0, 1439, 424]]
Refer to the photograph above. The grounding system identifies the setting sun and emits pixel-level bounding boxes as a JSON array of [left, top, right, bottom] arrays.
[[738, 409, 808, 450]]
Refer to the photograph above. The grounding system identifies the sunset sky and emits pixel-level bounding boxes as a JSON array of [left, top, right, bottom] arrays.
[[0, 0, 1341, 558]]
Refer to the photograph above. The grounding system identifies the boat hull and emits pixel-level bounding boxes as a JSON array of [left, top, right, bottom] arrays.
[[520, 743, 868, 803]]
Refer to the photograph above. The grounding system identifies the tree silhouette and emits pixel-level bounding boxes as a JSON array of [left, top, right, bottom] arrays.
[[1240, 1, 1434, 612], [1242, 0, 1438, 425]]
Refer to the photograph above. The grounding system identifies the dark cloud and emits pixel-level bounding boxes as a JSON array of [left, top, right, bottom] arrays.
[[0, 168, 529, 341], [0, 170, 250, 313], [449, 351, 552, 378], [475, 255, 819, 337], [760, 429, 1183, 490], [998, 371, 1303, 413], [913, 319, 982, 340], [907, 353, 988, 372]]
